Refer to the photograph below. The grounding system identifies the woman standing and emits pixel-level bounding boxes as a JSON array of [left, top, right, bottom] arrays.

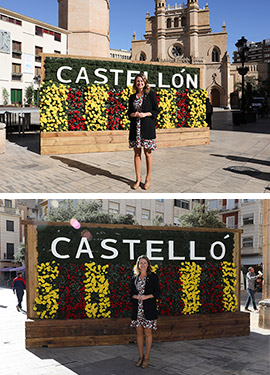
[[130, 255, 161, 368], [128, 73, 159, 190]]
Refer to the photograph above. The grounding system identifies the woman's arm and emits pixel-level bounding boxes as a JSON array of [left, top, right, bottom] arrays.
[[137, 294, 154, 301]]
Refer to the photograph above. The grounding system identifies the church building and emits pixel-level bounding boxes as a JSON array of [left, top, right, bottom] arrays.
[[131, 0, 230, 107]]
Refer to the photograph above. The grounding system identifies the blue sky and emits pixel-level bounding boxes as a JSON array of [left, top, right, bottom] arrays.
[[1, 0, 269, 59]]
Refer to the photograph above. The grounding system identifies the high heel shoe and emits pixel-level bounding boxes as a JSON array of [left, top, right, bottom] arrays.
[[141, 356, 149, 369], [135, 355, 144, 367], [132, 176, 142, 190], [144, 180, 151, 190]]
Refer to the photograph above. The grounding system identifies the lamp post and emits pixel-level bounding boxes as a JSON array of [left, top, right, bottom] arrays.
[[235, 36, 249, 114]]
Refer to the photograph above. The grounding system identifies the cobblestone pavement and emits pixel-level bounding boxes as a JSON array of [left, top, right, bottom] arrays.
[[1, 287, 269, 375], [1, 111, 270, 193]]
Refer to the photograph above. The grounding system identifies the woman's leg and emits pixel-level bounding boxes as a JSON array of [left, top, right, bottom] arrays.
[[144, 328, 152, 359], [144, 149, 152, 183], [134, 148, 142, 182], [136, 326, 144, 359]]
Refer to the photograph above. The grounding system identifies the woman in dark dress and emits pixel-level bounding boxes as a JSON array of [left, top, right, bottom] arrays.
[[128, 73, 159, 190], [130, 255, 161, 369]]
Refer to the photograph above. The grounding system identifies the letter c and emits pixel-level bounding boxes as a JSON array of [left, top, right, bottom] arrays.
[[57, 66, 72, 83], [51, 237, 71, 259]]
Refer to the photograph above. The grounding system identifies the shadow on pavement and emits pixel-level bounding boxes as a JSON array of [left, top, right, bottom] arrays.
[[51, 156, 134, 188], [212, 111, 270, 134], [211, 154, 270, 168], [223, 166, 270, 183], [7, 132, 40, 154]]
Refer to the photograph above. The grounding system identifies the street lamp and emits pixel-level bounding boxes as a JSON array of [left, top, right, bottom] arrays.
[[235, 36, 249, 113]]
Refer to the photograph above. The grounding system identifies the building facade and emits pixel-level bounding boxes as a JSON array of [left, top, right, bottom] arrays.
[[131, 0, 230, 107], [206, 199, 264, 267], [58, 0, 110, 58], [233, 39, 270, 64], [0, 6, 68, 105]]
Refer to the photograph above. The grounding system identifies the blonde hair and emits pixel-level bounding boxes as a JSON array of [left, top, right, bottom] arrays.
[[133, 73, 150, 94], [134, 255, 152, 276]]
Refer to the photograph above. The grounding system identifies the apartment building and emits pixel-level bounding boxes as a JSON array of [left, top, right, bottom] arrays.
[[0, 6, 68, 105]]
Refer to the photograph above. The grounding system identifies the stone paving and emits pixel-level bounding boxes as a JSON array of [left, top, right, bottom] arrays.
[[0, 111, 270, 193], [0, 286, 269, 375]]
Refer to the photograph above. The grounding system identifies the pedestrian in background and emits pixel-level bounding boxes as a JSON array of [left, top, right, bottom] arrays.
[[130, 255, 160, 368], [12, 272, 26, 311], [128, 73, 159, 190], [206, 97, 213, 129], [244, 267, 262, 312]]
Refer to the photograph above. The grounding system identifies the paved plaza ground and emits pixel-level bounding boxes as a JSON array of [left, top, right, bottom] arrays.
[[0, 286, 269, 375], [0, 110, 270, 193]]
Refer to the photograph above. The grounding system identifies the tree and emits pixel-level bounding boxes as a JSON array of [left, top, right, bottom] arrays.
[[25, 84, 34, 106], [14, 243, 25, 265], [178, 204, 225, 228], [46, 200, 136, 225], [2, 88, 9, 105]]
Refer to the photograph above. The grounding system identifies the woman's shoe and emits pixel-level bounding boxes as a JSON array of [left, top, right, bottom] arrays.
[[132, 177, 142, 190], [144, 180, 151, 190], [135, 356, 144, 367], [141, 357, 149, 369]]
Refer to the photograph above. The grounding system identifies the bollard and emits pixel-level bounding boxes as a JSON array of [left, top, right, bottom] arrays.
[[0, 123, 6, 154]]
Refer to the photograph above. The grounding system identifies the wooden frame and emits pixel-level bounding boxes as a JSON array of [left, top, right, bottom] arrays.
[[24, 221, 247, 348]]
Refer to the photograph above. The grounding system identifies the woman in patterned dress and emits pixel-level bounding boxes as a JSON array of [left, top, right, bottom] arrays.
[[128, 73, 159, 190], [130, 255, 161, 368]]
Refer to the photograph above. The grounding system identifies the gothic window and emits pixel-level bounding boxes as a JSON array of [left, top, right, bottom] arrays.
[[139, 52, 146, 61], [167, 18, 172, 28], [171, 45, 182, 57], [212, 48, 220, 62], [174, 18, 179, 28], [181, 16, 186, 27]]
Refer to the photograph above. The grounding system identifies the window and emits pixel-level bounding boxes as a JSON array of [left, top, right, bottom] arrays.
[[126, 205, 136, 216], [35, 26, 43, 36], [12, 40, 22, 58], [174, 18, 179, 28], [209, 200, 219, 210], [242, 199, 254, 204], [12, 63, 22, 81], [181, 17, 186, 27], [156, 199, 164, 203], [6, 220, 14, 232], [5, 199, 12, 208], [242, 213, 254, 225], [212, 48, 220, 62], [174, 199, 190, 210], [0, 14, 22, 26], [6, 243, 14, 260], [226, 216, 235, 229], [11, 89, 22, 105], [141, 209, 151, 220], [156, 212, 164, 223], [108, 201, 120, 214], [35, 66, 41, 76], [54, 33, 61, 42], [226, 199, 236, 210], [167, 18, 172, 28], [242, 237, 253, 248], [139, 52, 146, 61], [174, 216, 180, 226], [35, 46, 43, 62]]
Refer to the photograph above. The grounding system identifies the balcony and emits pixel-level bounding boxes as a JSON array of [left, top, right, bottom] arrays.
[[220, 203, 239, 212], [11, 72, 22, 81]]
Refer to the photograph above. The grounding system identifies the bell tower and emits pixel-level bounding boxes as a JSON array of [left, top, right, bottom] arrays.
[[187, 0, 199, 58], [155, 0, 167, 61], [58, 0, 110, 58]]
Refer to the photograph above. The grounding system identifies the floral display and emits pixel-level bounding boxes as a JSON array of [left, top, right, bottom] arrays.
[[34, 259, 239, 320], [34, 261, 59, 319], [40, 82, 208, 132], [180, 262, 202, 315], [40, 82, 69, 132], [221, 261, 238, 312]]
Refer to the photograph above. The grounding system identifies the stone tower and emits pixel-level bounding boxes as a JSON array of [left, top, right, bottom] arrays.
[[155, 0, 167, 61], [58, 0, 110, 58], [187, 0, 199, 58]]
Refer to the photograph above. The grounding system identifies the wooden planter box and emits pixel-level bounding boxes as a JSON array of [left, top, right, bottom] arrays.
[[40, 127, 210, 155], [25, 312, 249, 349]]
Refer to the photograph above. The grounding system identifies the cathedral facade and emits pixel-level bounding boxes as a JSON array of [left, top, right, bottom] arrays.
[[132, 0, 230, 107]]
